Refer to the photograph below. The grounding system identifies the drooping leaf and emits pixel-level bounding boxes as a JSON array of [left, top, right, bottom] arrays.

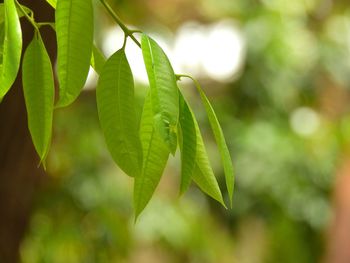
[[91, 45, 106, 75], [141, 34, 179, 154], [0, 0, 22, 101], [190, 103, 225, 206], [55, 0, 93, 107], [97, 49, 142, 177], [134, 92, 170, 219], [178, 94, 197, 194], [197, 86, 234, 207], [192, 124, 225, 206], [22, 34, 54, 166]]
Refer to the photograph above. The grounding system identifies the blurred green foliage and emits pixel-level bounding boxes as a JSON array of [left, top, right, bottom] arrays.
[[21, 0, 350, 262]]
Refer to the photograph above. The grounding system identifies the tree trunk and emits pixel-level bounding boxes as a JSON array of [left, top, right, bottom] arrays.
[[0, 1, 55, 262], [324, 154, 350, 263]]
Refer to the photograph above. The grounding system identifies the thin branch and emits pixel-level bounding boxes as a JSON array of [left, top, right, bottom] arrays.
[[99, 0, 141, 48]]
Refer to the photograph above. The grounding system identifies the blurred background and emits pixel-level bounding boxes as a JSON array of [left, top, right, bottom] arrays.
[[17, 0, 350, 262]]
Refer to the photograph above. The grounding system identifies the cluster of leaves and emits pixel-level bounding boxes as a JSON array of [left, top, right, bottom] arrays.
[[0, 0, 233, 217]]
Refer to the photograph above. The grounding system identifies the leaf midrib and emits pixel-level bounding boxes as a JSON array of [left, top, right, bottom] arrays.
[[59, 0, 73, 100], [145, 37, 162, 119], [115, 52, 137, 171], [136, 126, 157, 214]]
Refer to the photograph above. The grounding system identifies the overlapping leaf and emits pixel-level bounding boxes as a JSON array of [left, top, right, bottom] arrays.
[[197, 86, 234, 206], [141, 34, 179, 154], [97, 49, 142, 178], [0, 0, 235, 220], [0, 0, 22, 101], [193, 127, 225, 206], [91, 45, 106, 75], [55, 0, 93, 107], [186, 101, 225, 206], [178, 94, 197, 193], [134, 93, 170, 219], [22, 34, 54, 166], [34, 0, 231, 214]]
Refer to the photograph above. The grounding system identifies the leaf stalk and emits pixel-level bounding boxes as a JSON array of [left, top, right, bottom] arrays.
[[15, 0, 39, 31]]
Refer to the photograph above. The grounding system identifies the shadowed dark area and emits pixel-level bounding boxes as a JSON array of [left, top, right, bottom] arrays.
[[0, 0, 56, 262]]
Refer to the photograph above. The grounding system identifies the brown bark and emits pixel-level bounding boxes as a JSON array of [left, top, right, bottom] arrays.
[[324, 154, 350, 263], [0, 1, 55, 262], [320, 77, 350, 263]]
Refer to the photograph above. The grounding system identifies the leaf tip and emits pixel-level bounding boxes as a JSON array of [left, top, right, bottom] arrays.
[[37, 157, 47, 171], [133, 203, 144, 223], [221, 198, 228, 209], [178, 187, 186, 197], [179, 179, 191, 196], [133, 214, 139, 224], [55, 97, 71, 109], [228, 190, 234, 209]]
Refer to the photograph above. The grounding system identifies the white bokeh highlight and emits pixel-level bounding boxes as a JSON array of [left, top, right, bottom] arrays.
[[201, 20, 245, 82], [98, 19, 246, 85], [290, 107, 321, 137]]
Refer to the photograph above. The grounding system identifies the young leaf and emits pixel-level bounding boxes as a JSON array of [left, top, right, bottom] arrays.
[[22, 34, 54, 165], [197, 87, 234, 207], [141, 34, 179, 154], [55, 0, 93, 107], [134, 93, 170, 219], [188, 103, 225, 206], [0, 0, 22, 101], [96, 49, 142, 177], [178, 94, 197, 194]]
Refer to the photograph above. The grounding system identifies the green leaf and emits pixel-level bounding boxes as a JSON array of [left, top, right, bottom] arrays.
[[197, 87, 234, 207], [0, 2, 30, 67], [190, 103, 225, 206], [22, 34, 54, 166], [96, 49, 142, 177], [134, 92, 170, 219], [0, 5, 5, 24], [55, 0, 94, 107], [178, 94, 197, 194], [0, 0, 22, 101], [0, 3, 32, 24], [42, 0, 103, 75], [91, 45, 106, 75], [0, 24, 5, 73], [141, 34, 179, 154], [45, 0, 57, 8]]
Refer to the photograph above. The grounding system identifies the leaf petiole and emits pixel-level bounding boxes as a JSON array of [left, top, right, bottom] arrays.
[[14, 0, 39, 31], [37, 22, 55, 29]]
